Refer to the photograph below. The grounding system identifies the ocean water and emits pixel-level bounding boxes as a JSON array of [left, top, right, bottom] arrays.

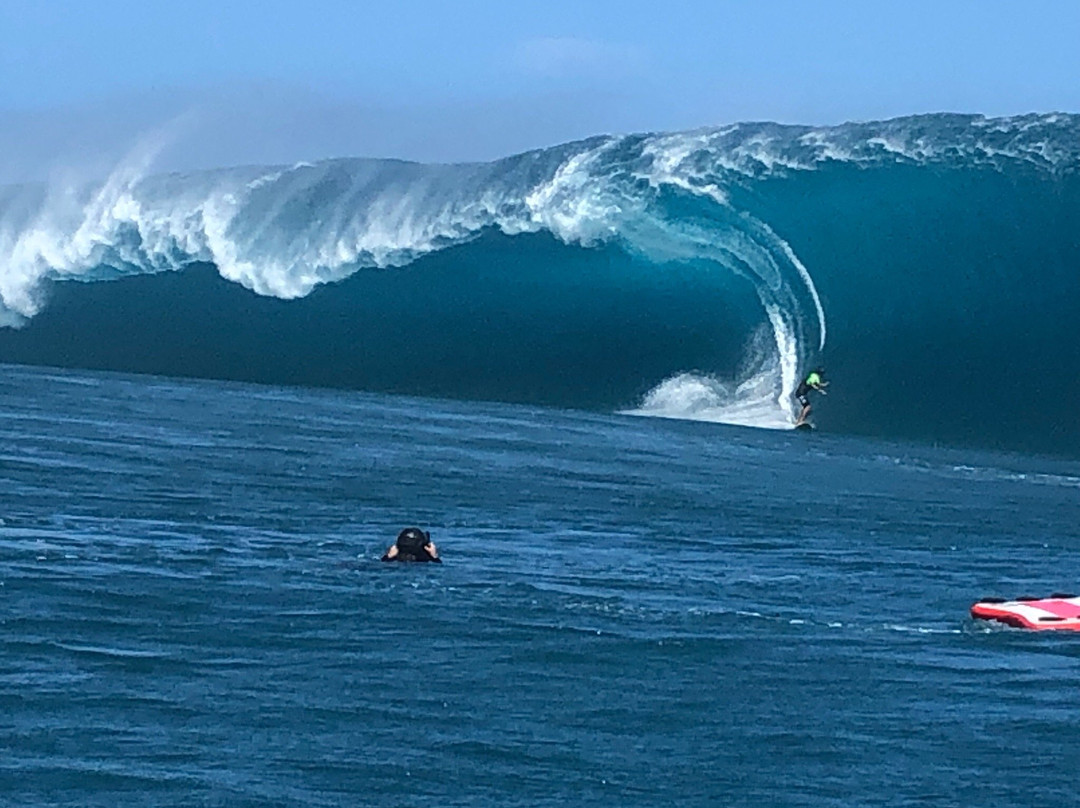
[[2, 363, 1079, 807]]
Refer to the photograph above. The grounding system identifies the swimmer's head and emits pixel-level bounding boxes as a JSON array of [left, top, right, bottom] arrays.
[[396, 527, 430, 555]]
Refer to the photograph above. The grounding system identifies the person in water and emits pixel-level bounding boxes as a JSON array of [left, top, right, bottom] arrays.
[[794, 367, 828, 427], [381, 528, 441, 563]]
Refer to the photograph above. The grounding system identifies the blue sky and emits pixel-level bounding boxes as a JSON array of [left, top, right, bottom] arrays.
[[1, 0, 1079, 179]]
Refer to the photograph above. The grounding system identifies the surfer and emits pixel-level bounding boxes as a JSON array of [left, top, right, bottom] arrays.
[[381, 528, 441, 563], [794, 367, 828, 427]]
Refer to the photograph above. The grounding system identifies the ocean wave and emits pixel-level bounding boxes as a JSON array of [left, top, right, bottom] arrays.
[[2, 112, 1079, 445]]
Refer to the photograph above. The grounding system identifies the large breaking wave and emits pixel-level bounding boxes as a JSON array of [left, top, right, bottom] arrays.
[[1, 113, 1079, 454]]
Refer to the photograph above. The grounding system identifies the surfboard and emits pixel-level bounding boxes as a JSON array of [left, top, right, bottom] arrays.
[[794, 422, 815, 431], [971, 594, 1080, 630]]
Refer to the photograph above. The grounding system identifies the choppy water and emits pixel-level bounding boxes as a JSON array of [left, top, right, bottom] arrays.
[[2, 363, 1079, 807]]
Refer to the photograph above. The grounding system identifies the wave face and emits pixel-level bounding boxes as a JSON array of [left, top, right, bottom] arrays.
[[1, 113, 1079, 454]]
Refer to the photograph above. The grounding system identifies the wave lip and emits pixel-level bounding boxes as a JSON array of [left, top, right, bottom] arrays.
[[7, 112, 1071, 319]]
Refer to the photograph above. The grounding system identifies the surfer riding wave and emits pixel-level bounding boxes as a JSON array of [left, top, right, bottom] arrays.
[[794, 368, 828, 428]]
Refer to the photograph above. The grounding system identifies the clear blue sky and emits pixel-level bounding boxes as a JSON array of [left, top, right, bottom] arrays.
[[1, 0, 1078, 179]]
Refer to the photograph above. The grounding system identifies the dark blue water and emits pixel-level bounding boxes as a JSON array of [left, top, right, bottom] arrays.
[[2, 363, 1079, 806]]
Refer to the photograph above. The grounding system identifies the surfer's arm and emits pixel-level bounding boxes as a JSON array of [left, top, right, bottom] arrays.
[[381, 545, 399, 561]]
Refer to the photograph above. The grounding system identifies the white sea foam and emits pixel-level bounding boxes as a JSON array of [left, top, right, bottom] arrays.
[[625, 317, 800, 429]]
